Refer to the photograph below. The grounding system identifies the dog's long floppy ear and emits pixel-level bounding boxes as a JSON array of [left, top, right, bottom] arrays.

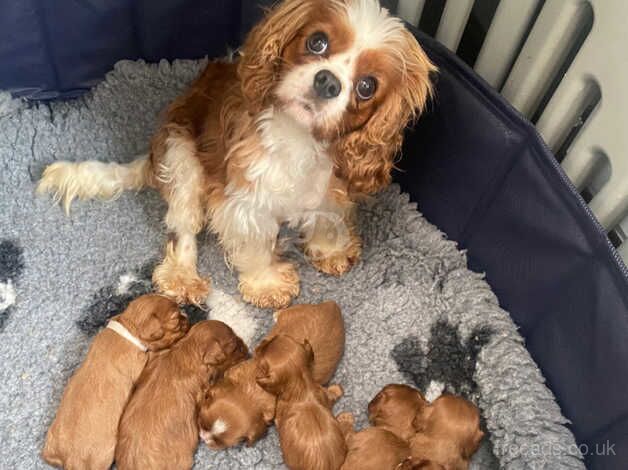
[[238, 0, 315, 114], [332, 30, 437, 195]]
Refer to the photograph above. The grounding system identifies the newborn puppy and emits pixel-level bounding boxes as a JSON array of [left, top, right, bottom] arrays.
[[368, 384, 428, 441], [255, 334, 346, 470], [115, 320, 248, 470], [198, 301, 344, 448], [336, 412, 410, 470], [408, 394, 484, 470], [199, 359, 275, 449], [42, 294, 188, 470], [268, 301, 345, 383]]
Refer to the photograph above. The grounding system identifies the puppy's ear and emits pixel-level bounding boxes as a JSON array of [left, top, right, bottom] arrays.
[[203, 340, 227, 366], [463, 429, 485, 459], [367, 388, 389, 420], [255, 359, 278, 391], [262, 404, 275, 425], [245, 414, 270, 446], [254, 337, 272, 356], [302, 339, 314, 365], [255, 360, 271, 382], [142, 314, 165, 342], [411, 409, 428, 432]]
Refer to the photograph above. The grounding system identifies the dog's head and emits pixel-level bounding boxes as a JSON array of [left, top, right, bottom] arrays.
[[238, 0, 436, 195], [120, 294, 189, 351], [254, 334, 314, 397], [368, 383, 428, 441]]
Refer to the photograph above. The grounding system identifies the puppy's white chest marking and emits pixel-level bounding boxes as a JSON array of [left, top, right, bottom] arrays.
[[247, 108, 332, 217]]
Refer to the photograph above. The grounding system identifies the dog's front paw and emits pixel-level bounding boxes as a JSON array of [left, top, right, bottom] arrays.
[[153, 264, 210, 306], [305, 233, 361, 276], [239, 262, 300, 309]]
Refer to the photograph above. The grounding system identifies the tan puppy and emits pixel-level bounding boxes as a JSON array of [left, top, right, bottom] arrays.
[[255, 334, 346, 470], [408, 394, 484, 470], [198, 301, 344, 448], [336, 412, 411, 470], [368, 384, 428, 441], [42, 294, 189, 470], [115, 320, 248, 470], [268, 301, 345, 384]]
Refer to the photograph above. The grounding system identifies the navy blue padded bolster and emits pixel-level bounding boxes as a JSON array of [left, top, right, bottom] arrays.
[[398, 28, 628, 470]]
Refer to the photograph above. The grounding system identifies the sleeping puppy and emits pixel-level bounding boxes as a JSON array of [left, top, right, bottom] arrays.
[[255, 334, 346, 470], [198, 301, 345, 448], [115, 320, 248, 470], [336, 412, 411, 470], [198, 359, 275, 449], [368, 384, 428, 441], [408, 394, 484, 470], [42, 294, 189, 470]]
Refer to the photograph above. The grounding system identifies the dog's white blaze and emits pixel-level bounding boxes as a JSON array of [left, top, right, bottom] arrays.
[[345, 0, 406, 51]]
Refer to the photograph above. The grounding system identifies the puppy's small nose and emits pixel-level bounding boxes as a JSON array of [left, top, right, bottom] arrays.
[[313, 70, 341, 99]]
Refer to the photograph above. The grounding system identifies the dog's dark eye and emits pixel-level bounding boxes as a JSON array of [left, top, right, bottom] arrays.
[[307, 32, 328, 55], [356, 76, 377, 100]]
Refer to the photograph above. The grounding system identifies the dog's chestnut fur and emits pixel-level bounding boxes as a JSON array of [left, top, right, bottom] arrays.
[[38, 0, 436, 309]]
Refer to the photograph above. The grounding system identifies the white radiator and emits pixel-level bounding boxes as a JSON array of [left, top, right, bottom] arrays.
[[397, 0, 628, 260]]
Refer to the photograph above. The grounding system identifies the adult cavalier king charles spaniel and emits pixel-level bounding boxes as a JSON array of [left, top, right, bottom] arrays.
[[38, 0, 436, 308]]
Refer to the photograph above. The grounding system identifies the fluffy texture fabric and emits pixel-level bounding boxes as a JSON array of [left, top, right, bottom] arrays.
[[0, 59, 583, 469]]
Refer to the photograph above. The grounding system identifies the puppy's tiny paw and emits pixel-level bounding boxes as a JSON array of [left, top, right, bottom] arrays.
[[336, 412, 354, 425], [326, 384, 344, 402]]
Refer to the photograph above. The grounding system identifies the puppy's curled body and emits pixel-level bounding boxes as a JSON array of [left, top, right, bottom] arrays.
[[42, 295, 189, 470], [336, 412, 410, 470], [256, 335, 346, 470], [115, 320, 247, 470]]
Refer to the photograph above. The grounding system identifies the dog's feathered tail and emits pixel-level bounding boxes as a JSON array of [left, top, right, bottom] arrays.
[[37, 155, 152, 214]]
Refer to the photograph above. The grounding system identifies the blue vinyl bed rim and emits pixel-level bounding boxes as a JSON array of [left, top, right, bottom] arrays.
[[412, 26, 628, 286], [400, 27, 628, 469]]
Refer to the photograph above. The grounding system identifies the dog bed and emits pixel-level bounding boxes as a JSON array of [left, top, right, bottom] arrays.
[[0, 58, 584, 469]]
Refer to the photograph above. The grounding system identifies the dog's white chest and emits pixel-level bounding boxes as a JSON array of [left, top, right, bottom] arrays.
[[245, 108, 333, 218]]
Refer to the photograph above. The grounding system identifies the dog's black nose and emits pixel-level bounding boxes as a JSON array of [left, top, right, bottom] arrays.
[[313, 70, 341, 99]]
